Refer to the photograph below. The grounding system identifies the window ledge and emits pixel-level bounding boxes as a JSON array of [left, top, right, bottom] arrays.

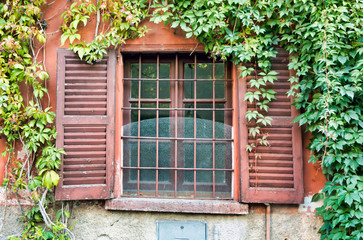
[[105, 198, 248, 215]]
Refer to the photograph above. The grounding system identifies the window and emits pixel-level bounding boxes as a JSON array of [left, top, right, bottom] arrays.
[[55, 48, 303, 206], [121, 54, 233, 199]]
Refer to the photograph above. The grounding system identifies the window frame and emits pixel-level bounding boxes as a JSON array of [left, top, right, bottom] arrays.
[[120, 53, 236, 200]]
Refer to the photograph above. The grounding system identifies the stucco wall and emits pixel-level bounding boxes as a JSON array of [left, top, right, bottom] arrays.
[[1, 201, 322, 240]]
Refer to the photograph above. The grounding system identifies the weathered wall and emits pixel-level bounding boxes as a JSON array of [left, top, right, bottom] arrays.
[[0, 1, 326, 239], [1, 202, 322, 240]]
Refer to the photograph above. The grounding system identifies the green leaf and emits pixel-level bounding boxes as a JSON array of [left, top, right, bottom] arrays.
[[337, 56, 347, 65], [49, 170, 60, 186], [186, 32, 193, 38], [60, 34, 69, 46], [171, 21, 180, 28]]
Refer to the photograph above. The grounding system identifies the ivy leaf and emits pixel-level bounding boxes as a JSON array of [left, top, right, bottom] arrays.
[[180, 22, 192, 32], [171, 21, 180, 28], [337, 56, 347, 65]]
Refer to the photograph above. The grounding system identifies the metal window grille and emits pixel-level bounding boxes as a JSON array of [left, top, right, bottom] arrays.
[[121, 53, 233, 199]]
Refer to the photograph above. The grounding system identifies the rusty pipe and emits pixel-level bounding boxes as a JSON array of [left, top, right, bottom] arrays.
[[266, 204, 271, 240]]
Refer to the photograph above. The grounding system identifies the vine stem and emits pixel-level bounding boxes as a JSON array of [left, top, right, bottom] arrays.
[[321, 9, 331, 167], [38, 189, 75, 239], [95, 0, 100, 39]]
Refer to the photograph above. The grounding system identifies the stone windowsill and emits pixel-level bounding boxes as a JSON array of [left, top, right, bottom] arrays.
[[105, 198, 248, 215]]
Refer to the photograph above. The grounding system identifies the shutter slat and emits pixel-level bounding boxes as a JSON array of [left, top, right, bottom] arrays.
[[65, 96, 107, 102], [64, 139, 106, 145], [240, 48, 303, 204], [65, 89, 107, 95], [64, 145, 106, 151], [64, 108, 107, 115], [63, 177, 106, 185], [250, 166, 293, 173], [63, 164, 106, 171], [65, 71, 107, 77], [56, 49, 115, 201], [64, 158, 106, 165], [65, 83, 107, 89], [65, 151, 107, 158], [63, 171, 106, 178], [248, 160, 293, 167]]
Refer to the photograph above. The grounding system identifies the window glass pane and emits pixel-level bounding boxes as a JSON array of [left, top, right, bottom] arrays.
[[184, 63, 225, 99], [160, 63, 170, 79], [130, 103, 138, 136], [215, 63, 225, 79], [159, 141, 171, 182], [183, 141, 194, 169], [141, 63, 157, 78], [197, 81, 213, 99], [197, 142, 213, 168], [196, 104, 213, 138], [183, 104, 194, 138], [215, 81, 225, 99], [140, 103, 156, 137], [184, 63, 194, 79], [196, 63, 212, 79], [131, 63, 170, 99], [131, 64, 141, 98], [159, 104, 170, 137], [131, 64, 139, 78], [159, 63, 170, 98], [184, 81, 194, 99]]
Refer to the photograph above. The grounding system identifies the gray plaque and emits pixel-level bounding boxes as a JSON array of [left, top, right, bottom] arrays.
[[157, 220, 207, 240]]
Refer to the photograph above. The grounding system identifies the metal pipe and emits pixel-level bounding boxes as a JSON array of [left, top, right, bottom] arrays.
[[265, 204, 271, 240]]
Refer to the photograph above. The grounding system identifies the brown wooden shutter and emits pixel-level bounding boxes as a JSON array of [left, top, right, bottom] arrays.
[[55, 49, 115, 200], [239, 48, 303, 204]]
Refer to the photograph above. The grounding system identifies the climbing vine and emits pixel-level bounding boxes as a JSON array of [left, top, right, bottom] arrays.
[[0, 0, 73, 238], [0, 0, 149, 239], [0, 0, 362, 239], [151, 0, 362, 239], [60, 0, 149, 63]]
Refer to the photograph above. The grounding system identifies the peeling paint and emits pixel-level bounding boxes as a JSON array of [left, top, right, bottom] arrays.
[[16, 147, 28, 162], [298, 194, 323, 215], [0, 188, 32, 206]]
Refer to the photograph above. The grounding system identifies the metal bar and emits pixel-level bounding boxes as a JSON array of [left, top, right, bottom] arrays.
[[212, 59, 216, 198], [156, 54, 160, 197], [137, 54, 141, 196], [121, 136, 233, 141], [174, 54, 178, 198], [182, 99, 226, 103], [128, 98, 226, 104], [193, 54, 197, 198], [128, 98, 171, 103], [121, 166, 233, 171], [123, 78, 233, 82], [122, 107, 234, 111], [128, 98, 227, 103]]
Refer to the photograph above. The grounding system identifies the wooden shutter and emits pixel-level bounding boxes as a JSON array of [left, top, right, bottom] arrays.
[[239, 48, 303, 204], [55, 49, 116, 200]]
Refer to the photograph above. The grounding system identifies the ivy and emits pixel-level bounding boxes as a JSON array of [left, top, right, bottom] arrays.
[[1, 0, 362, 239], [152, 0, 362, 239], [0, 0, 74, 238], [60, 0, 149, 63]]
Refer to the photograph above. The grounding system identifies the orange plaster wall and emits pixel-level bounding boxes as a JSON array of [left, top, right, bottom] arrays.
[[0, 0, 326, 199], [0, 138, 6, 185], [302, 129, 326, 196]]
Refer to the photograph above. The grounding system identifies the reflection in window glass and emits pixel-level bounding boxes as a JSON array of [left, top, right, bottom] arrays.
[[131, 63, 170, 99], [184, 63, 225, 99]]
